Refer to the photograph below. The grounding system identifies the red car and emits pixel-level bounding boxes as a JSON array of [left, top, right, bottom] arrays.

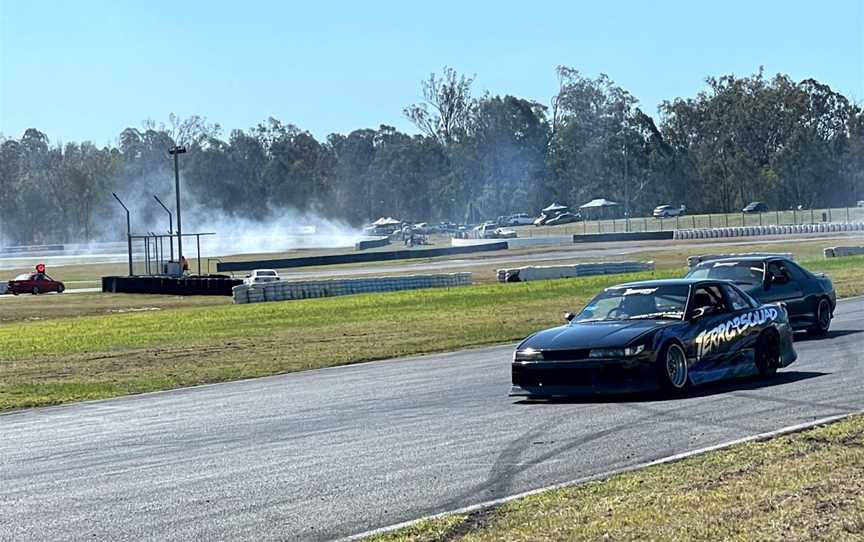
[[8, 272, 65, 295]]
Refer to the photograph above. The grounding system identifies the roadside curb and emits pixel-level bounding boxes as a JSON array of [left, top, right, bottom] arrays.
[[340, 410, 864, 541]]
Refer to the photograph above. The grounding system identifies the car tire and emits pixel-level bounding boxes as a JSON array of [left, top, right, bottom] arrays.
[[656, 342, 689, 394], [57, 284, 65, 294], [754, 330, 780, 376], [32, 287, 40, 295], [809, 298, 832, 337]]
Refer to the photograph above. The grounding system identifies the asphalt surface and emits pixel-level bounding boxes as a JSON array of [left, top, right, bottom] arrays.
[[2, 299, 864, 541]]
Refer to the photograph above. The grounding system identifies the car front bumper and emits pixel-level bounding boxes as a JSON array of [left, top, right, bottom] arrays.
[[510, 359, 658, 397]]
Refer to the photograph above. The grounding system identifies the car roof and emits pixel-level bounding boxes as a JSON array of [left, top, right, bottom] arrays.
[[610, 278, 723, 288], [695, 255, 788, 265]]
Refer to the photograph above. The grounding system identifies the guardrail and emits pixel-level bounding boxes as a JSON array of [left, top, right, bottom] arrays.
[[232, 273, 472, 304], [824, 246, 864, 258], [217, 243, 508, 273], [674, 223, 864, 240], [572, 231, 674, 243], [497, 261, 654, 282]]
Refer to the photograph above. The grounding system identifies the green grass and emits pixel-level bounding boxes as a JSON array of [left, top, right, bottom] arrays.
[[368, 414, 864, 542], [1, 254, 862, 410]]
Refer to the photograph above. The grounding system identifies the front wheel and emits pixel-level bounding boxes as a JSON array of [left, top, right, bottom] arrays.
[[809, 298, 832, 337], [32, 287, 40, 295], [57, 284, 65, 294], [755, 331, 780, 376], [657, 342, 689, 393]]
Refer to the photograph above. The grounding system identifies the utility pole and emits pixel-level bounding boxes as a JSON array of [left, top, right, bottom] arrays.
[[112, 192, 133, 276], [153, 195, 174, 261], [168, 145, 187, 262]]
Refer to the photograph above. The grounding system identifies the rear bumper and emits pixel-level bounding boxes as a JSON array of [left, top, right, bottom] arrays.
[[510, 360, 658, 397]]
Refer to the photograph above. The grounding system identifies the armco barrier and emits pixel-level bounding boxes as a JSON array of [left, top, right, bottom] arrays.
[[217, 243, 508, 273], [824, 246, 864, 258], [572, 231, 674, 243], [102, 275, 242, 295], [232, 273, 472, 304], [497, 261, 654, 282], [674, 222, 864, 240], [354, 236, 390, 251], [687, 253, 794, 268]]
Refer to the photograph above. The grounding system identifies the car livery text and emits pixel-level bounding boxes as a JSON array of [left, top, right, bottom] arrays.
[[693, 307, 778, 360]]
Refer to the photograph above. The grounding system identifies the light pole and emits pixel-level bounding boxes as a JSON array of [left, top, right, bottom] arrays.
[[153, 195, 174, 261], [112, 192, 133, 276], [168, 145, 187, 262]]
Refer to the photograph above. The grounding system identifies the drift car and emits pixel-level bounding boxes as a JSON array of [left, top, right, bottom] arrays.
[[685, 256, 835, 335], [8, 269, 65, 295], [511, 279, 796, 397]]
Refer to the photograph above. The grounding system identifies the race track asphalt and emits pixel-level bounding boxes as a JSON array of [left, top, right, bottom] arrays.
[[2, 298, 863, 541]]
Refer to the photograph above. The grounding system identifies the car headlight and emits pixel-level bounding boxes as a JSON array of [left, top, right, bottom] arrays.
[[514, 348, 543, 362], [589, 344, 645, 358]]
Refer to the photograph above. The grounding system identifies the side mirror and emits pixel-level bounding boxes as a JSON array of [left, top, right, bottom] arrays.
[[690, 307, 707, 320], [564, 312, 575, 322]]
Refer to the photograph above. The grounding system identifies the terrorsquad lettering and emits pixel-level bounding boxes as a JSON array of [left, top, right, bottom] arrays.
[[693, 307, 778, 360]]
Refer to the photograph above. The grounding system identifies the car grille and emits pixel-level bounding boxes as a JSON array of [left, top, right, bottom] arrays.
[[513, 366, 593, 387], [539, 349, 590, 361]]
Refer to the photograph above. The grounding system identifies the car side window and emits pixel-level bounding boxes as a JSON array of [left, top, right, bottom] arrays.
[[690, 285, 729, 317], [721, 284, 752, 311], [767, 262, 792, 284], [784, 261, 807, 280]]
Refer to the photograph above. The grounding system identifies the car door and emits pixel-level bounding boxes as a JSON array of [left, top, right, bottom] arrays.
[[685, 284, 738, 384], [761, 260, 806, 327], [718, 283, 762, 369]]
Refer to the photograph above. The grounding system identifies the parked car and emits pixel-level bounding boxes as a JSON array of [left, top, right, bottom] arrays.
[[545, 212, 581, 226], [504, 213, 536, 226], [743, 201, 768, 213], [244, 269, 281, 286], [856, 200, 864, 208], [685, 256, 835, 335], [652, 204, 686, 218], [510, 278, 797, 397], [8, 271, 65, 295]]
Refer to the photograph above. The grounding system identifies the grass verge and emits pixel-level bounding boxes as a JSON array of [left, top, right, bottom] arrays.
[[367, 413, 864, 542], [1, 255, 862, 410]]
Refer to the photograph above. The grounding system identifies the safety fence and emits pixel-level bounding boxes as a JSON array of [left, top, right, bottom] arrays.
[[674, 223, 864, 240], [824, 246, 864, 258], [687, 253, 795, 268], [232, 273, 472, 304], [497, 261, 654, 282]]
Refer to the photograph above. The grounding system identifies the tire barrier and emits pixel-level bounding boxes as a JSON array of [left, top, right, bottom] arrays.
[[232, 273, 472, 304], [572, 231, 674, 243], [673, 222, 864, 240], [824, 246, 864, 258], [102, 275, 242, 296], [687, 253, 795, 268], [354, 237, 390, 251], [217, 243, 508, 273], [497, 261, 654, 283]]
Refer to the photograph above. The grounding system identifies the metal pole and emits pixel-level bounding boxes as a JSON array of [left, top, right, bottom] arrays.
[[154, 195, 174, 261], [169, 145, 187, 262], [197, 234, 202, 276], [112, 193, 133, 276]]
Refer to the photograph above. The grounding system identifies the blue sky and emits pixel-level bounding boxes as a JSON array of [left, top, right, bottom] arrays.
[[1, 0, 862, 146]]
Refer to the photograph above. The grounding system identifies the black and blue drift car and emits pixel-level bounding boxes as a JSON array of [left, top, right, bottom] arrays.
[[511, 279, 797, 397]]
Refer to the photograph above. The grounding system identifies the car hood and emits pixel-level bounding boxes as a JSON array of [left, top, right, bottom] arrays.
[[519, 320, 678, 350]]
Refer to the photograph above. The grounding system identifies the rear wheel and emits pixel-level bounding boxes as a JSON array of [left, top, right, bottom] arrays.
[[657, 342, 689, 393], [809, 298, 831, 337], [755, 331, 780, 376], [31, 286, 40, 295]]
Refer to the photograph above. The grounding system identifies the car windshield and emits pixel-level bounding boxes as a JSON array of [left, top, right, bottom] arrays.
[[256, 271, 277, 276], [574, 284, 689, 322], [686, 261, 764, 286], [13, 274, 32, 280]]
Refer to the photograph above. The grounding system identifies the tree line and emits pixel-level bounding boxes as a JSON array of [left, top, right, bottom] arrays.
[[1, 66, 861, 245]]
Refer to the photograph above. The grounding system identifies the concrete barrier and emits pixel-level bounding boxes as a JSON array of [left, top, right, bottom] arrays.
[[496, 261, 654, 282], [687, 253, 794, 268], [102, 275, 242, 295], [674, 222, 864, 240], [573, 231, 674, 243], [232, 273, 472, 304], [451, 236, 573, 249], [824, 246, 864, 258]]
